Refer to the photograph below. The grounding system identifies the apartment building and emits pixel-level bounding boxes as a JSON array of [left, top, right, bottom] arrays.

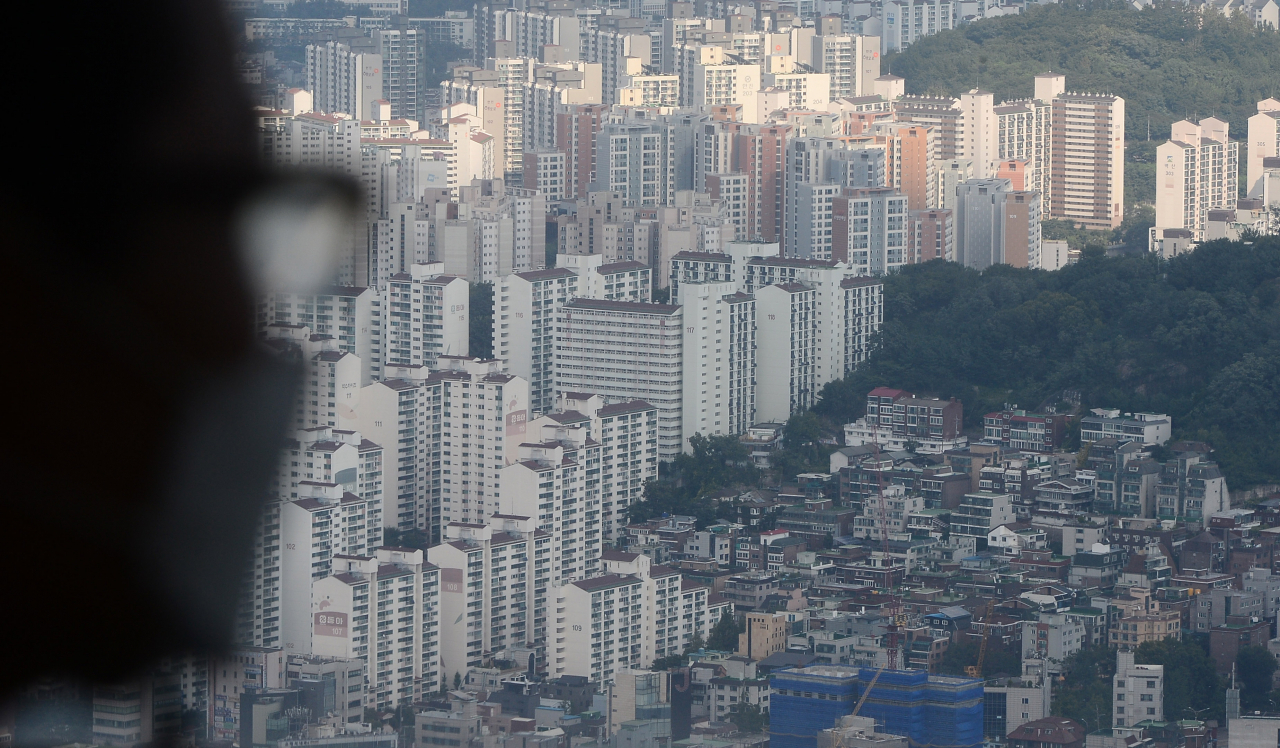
[[279, 479, 383, 654], [950, 491, 1017, 538], [955, 179, 1042, 270], [1112, 651, 1163, 733], [907, 208, 954, 263], [427, 516, 550, 680], [258, 286, 382, 386], [830, 187, 909, 274], [681, 281, 758, 441], [551, 551, 729, 682], [1156, 452, 1229, 520], [1080, 410, 1172, 446], [495, 268, 580, 414], [556, 299, 685, 459], [1048, 85, 1125, 230], [756, 282, 817, 422], [500, 416, 605, 588], [263, 324, 360, 432], [305, 41, 383, 118], [995, 98, 1052, 198], [810, 31, 880, 101], [373, 27, 425, 122], [91, 672, 184, 747], [1246, 98, 1280, 197], [383, 265, 469, 371], [312, 547, 442, 707], [345, 357, 530, 541], [594, 122, 680, 206], [1154, 118, 1238, 243]]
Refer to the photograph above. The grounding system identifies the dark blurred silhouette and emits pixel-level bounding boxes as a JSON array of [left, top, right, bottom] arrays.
[[4, 0, 298, 701]]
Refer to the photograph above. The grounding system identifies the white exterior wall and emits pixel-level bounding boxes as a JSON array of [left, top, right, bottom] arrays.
[[259, 287, 381, 386], [495, 269, 580, 414], [312, 548, 441, 708], [1246, 100, 1280, 197], [280, 484, 378, 655], [427, 517, 550, 681], [1113, 651, 1164, 730], [384, 268, 469, 371], [555, 301, 685, 459], [755, 284, 817, 423], [501, 440, 598, 589], [681, 282, 757, 446]]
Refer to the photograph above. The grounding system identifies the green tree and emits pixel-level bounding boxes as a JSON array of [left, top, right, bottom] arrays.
[[1135, 638, 1224, 724], [707, 611, 743, 652], [453, 672, 463, 690], [469, 282, 494, 359], [1237, 645, 1277, 713], [809, 236, 1280, 490], [684, 634, 706, 654], [729, 703, 769, 733], [1052, 644, 1116, 733], [651, 653, 687, 671]]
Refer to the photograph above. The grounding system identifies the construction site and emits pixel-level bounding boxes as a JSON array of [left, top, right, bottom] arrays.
[[769, 665, 984, 748]]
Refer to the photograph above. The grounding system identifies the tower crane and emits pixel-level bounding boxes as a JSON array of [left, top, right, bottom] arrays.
[[965, 599, 995, 679]]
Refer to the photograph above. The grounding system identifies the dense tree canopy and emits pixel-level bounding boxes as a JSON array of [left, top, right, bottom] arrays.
[[707, 610, 745, 651], [1052, 644, 1117, 732], [885, 0, 1280, 144], [629, 434, 759, 528], [1236, 644, 1278, 713], [813, 237, 1280, 488]]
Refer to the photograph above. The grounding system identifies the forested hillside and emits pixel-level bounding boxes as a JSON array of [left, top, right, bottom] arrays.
[[884, 0, 1280, 144], [813, 237, 1280, 489]]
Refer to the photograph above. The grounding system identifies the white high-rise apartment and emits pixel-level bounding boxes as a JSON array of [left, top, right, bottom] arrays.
[[305, 41, 383, 118], [495, 267, 581, 415], [841, 277, 883, 372], [552, 394, 659, 541], [263, 325, 361, 431], [272, 426, 384, 519], [960, 90, 997, 178], [741, 256, 884, 391], [1112, 650, 1163, 733], [692, 57, 762, 124], [1247, 98, 1280, 197], [680, 281, 757, 441], [427, 516, 550, 683], [313, 547, 442, 708], [278, 479, 383, 654], [1154, 118, 1238, 244], [345, 357, 530, 542], [346, 377, 438, 535], [501, 429, 600, 588], [550, 552, 730, 681], [555, 299, 685, 459], [430, 359, 529, 529], [995, 98, 1052, 198], [880, 0, 956, 53], [258, 286, 383, 386], [384, 264, 470, 371], [756, 282, 817, 423], [810, 34, 879, 101]]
